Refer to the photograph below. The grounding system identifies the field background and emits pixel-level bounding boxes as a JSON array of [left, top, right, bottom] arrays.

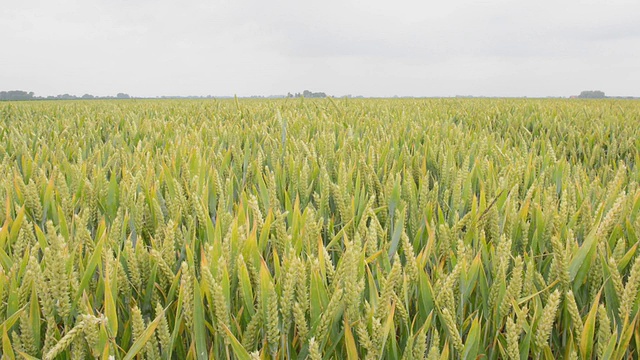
[[1, 98, 639, 359]]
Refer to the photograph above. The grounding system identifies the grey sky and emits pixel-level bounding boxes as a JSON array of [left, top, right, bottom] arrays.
[[2, 0, 639, 97]]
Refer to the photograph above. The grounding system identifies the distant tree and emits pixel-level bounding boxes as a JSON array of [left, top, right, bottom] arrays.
[[299, 90, 327, 98], [578, 90, 606, 99], [1, 90, 141, 100], [56, 94, 77, 100], [0, 90, 35, 101]]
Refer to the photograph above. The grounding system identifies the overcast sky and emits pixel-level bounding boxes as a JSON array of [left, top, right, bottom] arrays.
[[2, 0, 639, 97]]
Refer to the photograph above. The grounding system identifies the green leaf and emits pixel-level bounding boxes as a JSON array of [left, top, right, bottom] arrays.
[[580, 289, 601, 359], [388, 203, 405, 261], [614, 311, 638, 360], [377, 302, 396, 359], [222, 323, 251, 360], [104, 260, 118, 336], [237, 258, 255, 317], [344, 317, 359, 360], [15, 351, 39, 360], [462, 317, 480, 360], [2, 325, 15, 360], [75, 234, 105, 302], [0, 307, 23, 330], [123, 307, 165, 360], [193, 278, 208, 360], [8, 206, 25, 246], [29, 287, 41, 350]]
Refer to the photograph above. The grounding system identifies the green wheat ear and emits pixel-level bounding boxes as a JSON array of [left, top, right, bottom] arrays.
[[535, 289, 562, 350]]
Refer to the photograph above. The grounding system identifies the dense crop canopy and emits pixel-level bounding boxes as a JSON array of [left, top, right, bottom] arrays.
[[0, 98, 639, 359]]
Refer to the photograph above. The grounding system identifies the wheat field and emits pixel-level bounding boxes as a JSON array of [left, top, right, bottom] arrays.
[[0, 98, 639, 359]]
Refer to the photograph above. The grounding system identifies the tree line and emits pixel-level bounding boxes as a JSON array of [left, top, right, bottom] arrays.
[[0, 90, 131, 101], [577, 90, 606, 99], [287, 90, 327, 98]]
